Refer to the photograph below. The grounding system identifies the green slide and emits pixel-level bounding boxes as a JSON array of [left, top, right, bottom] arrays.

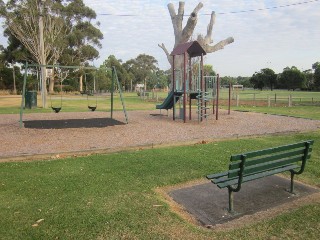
[[156, 91, 182, 110]]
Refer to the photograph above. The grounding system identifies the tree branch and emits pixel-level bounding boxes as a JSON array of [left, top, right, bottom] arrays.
[[158, 43, 172, 65], [204, 37, 234, 53], [180, 2, 203, 44], [205, 11, 215, 44]]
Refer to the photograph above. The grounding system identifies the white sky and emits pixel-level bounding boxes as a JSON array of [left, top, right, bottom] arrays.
[[1, 0, 320, 76]]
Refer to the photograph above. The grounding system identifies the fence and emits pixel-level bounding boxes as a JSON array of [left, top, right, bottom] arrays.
[[223, 93, 320, 107]]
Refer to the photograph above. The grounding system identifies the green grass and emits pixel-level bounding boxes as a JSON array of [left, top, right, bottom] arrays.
[[0, 92, 162, 114], [1, 132, 320, 239], [231, 105, 320, 120]]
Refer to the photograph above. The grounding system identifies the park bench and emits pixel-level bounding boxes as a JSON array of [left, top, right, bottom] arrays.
[[206, 140, 314, 213]]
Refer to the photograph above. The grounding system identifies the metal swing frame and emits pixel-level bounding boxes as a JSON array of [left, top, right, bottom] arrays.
[[19, 63, 128, 128]]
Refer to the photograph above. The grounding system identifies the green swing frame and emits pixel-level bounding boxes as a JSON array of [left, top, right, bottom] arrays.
[[19, 63, 128, 128]]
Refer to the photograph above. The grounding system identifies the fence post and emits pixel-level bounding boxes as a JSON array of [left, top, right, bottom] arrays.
[[288, 94, 292, 107], [268, 95, 270, 107], [253, 93, 256, 107], [236, 94, 240, 107], [274, 93, 277, 106]]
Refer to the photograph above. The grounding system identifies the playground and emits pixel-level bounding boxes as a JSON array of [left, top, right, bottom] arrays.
[[1, 109, 320, 160]]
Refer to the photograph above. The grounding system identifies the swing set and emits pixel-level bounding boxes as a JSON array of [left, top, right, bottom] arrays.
[[19, 63, 128, 128]]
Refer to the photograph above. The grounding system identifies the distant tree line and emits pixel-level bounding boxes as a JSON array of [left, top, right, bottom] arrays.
[[249, 63, 320, 91], [220, 62, 320, 91]]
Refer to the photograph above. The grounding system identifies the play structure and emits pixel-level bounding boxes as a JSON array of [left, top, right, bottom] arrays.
[[156, 41, 221, 123], [19, 63, 128, 128]]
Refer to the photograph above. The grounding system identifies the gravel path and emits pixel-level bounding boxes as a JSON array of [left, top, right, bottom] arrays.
[[1, 110, 319, 160]]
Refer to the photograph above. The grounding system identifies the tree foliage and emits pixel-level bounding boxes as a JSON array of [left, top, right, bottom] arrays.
[[249, 68, 276, 91], [277, 66, 306, 90]]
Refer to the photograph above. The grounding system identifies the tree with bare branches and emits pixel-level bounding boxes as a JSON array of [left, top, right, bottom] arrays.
[[158, 1, 234, 66]]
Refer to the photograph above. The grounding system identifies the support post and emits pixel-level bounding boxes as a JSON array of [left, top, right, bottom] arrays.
[[189, 56, 192, 120], [290, 171, 295, 193], [200, 54, 204, 122], [111, 67, 115, 119], [183, 52, 187, 123], [172, 55, 176, 121], [228, 187, 234, 213], [228, 82, 231, 115], [216, 74, 219, 120], [19, 62, 28, 128]]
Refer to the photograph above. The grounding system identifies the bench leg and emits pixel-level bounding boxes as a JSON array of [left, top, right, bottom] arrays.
[[228, 187, 234, 213], [290, 171, 295, 193]]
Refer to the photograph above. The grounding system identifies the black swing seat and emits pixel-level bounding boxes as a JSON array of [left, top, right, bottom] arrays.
[[88, 106, 96, 111], [52, 107, 61, 113]]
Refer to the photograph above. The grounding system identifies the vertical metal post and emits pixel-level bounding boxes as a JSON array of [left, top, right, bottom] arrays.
[[200, 54, 204, 122], [111, 67, 114, 119], [290, 171, 295, 193], [172, 55, 176, 121], [216, 74, 220, 120], [228, 82, 231, 115], [183, 53, 187, 123], [228, 187, 234, 213], [189, 56, 192, 120], [20, 62, 28, 128]]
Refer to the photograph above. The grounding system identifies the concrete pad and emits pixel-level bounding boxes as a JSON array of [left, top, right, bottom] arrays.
[[169, 175, 319, 226]]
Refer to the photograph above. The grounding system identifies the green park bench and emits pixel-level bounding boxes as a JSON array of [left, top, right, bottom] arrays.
[[206, 140, 314, 213]]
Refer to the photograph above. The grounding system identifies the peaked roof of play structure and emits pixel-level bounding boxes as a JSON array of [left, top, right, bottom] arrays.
[[170, 41, 207, 58]]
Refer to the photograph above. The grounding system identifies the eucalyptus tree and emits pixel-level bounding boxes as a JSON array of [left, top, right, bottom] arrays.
[[0, 0, 103, 104]]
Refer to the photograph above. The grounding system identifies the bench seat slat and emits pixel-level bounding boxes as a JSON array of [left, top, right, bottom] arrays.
[[230, 141, 313, 162], [206, 171, 229, 179], [215, 164, 299, 188]]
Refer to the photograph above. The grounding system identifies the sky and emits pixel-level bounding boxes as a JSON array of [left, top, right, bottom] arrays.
[[1, 0, 320, 77]]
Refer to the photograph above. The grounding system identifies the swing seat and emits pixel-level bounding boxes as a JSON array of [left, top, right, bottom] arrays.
[[52, 107, 61, 113], [88, 106, 96, 111]]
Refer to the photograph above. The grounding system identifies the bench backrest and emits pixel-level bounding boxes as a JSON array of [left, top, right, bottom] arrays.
[[227, 140, 314, 179]]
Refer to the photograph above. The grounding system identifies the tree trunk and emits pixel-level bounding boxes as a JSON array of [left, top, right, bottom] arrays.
[[49, 68, 55, 93], [79, 75, 83, 92], [12, 67, 17, 95]]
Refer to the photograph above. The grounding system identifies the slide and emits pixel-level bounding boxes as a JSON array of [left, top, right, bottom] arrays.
[[156, 91, 182, 110]]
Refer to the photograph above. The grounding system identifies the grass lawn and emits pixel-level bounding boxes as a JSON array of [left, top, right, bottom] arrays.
[[0, 92, 161, 114], [1, 132, 320, 239], [231, 105, 320, 120]]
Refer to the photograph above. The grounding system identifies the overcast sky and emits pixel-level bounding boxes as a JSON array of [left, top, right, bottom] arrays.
[[1, 0, 320, 76]]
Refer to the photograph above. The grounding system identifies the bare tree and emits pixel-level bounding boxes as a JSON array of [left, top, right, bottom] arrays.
[[158, 1, 234, 66]]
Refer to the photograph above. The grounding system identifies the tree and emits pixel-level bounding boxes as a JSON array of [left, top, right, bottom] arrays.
[[303, 69, 314, 90], [104, 55, 129, 90], [250, 72, 265, 90], [203, 64, 216, 76], [312, 62, 320, 70], [249, 68, 277, 90], [0, 0, 103, 104], [124, 54, 158, 91], [158, 1, 234, 66], [277, 67, 306, 90], [314, 66, 320, 90]]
